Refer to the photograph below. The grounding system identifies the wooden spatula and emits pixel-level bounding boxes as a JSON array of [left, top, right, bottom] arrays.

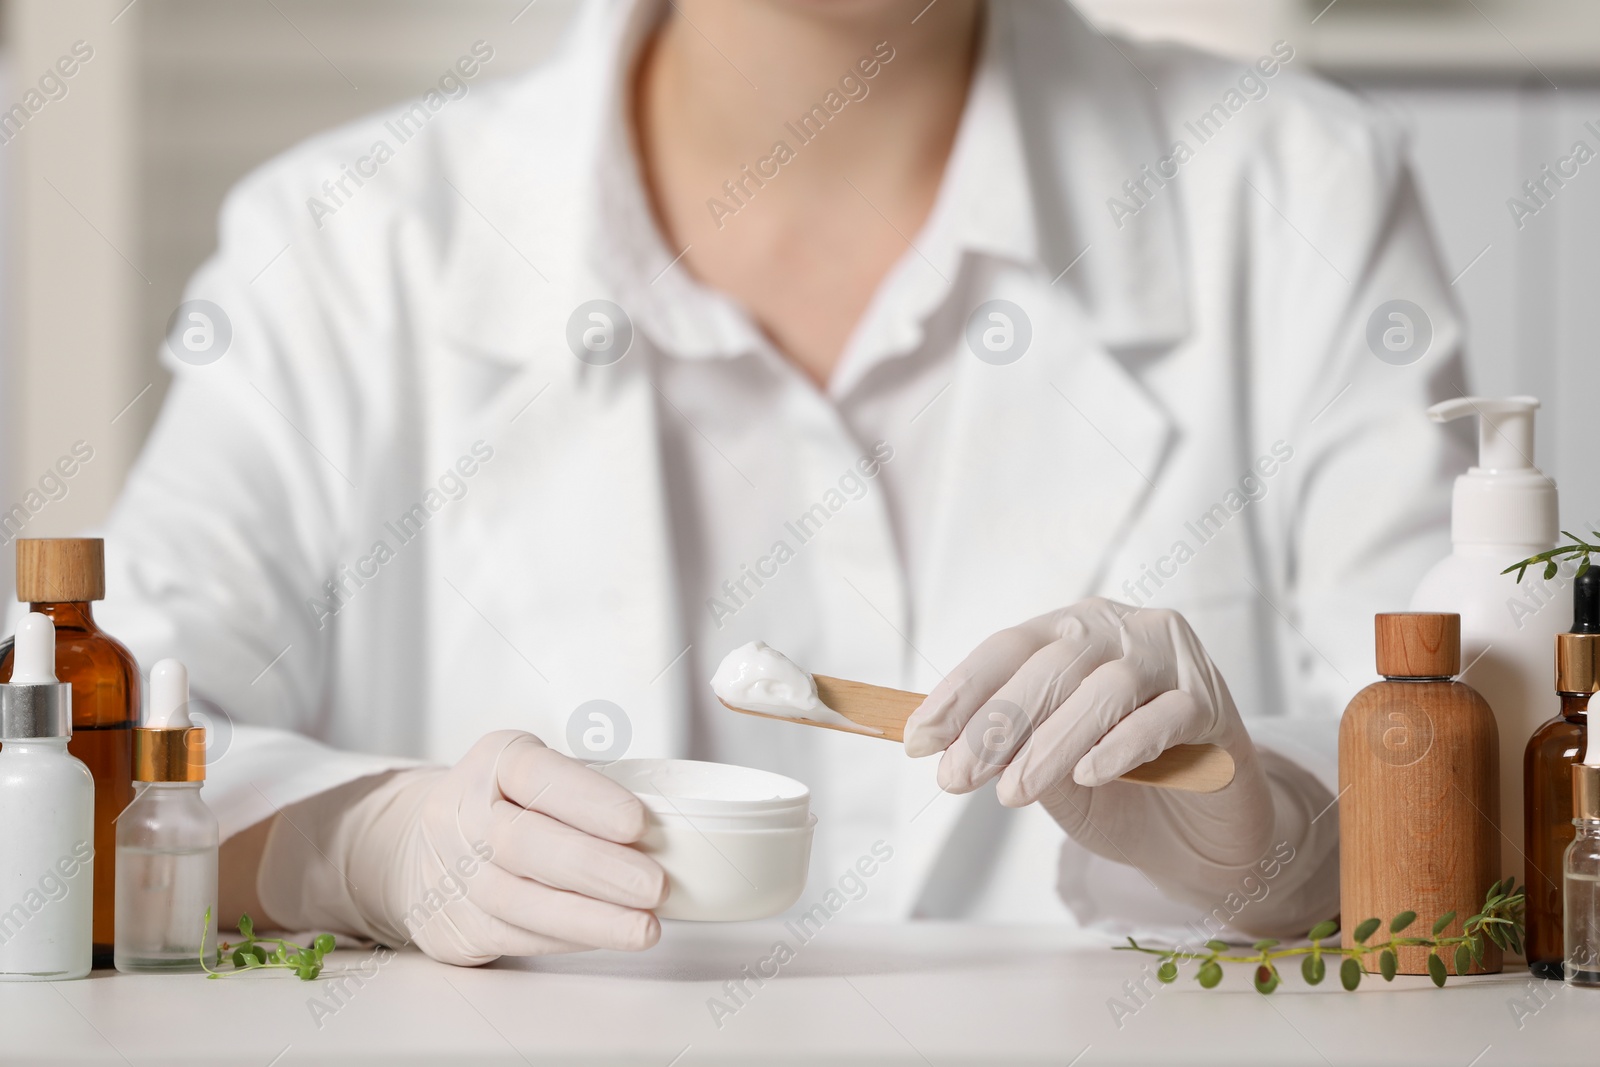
[[719, 674, 1235, 794]]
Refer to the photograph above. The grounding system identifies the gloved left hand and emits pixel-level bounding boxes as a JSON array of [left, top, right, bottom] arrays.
[[903, 598, 1312, 923]]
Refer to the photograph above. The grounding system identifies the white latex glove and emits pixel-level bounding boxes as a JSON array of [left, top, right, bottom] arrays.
[[904, 599, 1336, 932], [256, 730, 667, 965]]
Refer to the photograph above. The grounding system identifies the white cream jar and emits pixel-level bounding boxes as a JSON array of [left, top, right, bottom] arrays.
[[595, 758, 815, 922]]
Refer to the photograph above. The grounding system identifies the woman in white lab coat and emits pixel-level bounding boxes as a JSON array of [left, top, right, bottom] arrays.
[[100, 0, 1467, 962]]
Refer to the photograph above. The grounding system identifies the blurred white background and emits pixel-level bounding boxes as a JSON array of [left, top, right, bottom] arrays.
[[1, 0, 1597, 596]]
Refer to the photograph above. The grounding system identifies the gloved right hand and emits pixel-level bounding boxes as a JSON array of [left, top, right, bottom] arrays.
[[255, 730, 667, 965]]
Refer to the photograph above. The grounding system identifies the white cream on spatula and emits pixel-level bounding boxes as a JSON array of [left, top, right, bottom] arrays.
[[711, 642, 882, 736]]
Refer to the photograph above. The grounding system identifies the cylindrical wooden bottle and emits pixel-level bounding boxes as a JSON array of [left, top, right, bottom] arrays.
[[1339, 613, 1502, 974]]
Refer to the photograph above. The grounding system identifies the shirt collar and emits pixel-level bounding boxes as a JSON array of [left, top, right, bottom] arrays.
[[433, 0, 1190, 376], [587, 0, 1041, 369]]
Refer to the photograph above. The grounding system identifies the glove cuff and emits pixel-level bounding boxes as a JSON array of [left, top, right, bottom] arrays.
[[255, 767, 444, 944]]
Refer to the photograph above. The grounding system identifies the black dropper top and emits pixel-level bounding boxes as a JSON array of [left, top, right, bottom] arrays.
[[1575, 562, 1600, 634]]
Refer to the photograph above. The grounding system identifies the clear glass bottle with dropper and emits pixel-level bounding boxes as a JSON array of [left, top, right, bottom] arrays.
[[1569, 700, 1600, 986], [114, 659, 217, 973]]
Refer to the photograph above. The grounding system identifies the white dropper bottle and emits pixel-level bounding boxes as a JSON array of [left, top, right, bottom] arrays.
[[1410, 396, 1569, 882], [1566, 698, 1600, 985], [0, 613, 94, 981], [114, 658, 218, 973]]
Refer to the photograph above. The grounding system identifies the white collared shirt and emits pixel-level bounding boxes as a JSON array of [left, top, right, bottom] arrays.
[[590, 6, 1047, 912]]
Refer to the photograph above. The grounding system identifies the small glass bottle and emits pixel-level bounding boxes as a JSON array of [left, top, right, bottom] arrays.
[[1567, 726, 1600, 986], [1, 538, 140, 966], [114, 660, 217, 973]]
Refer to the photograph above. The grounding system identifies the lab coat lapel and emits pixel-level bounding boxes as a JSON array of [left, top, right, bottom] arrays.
[[432, 271, 690, 762], [898, 274, 1177, 914], [892, 2, 1192, 913], [423, 18, 689, 762]]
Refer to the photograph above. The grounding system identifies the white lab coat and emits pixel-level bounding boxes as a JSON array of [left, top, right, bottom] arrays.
[[97, 0, 1469, 929]]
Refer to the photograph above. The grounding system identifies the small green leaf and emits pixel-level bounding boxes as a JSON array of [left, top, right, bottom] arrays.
[[1580, 558, 1593, 579], [1431, 911, 1457, 936], [1302, 955, 1326, 985], [1254, 964, 1280, 994], [1470, 935, 1485, 965], [1463, 913, 1483, 929], [251, 945, 269, 965], [1486, 924, 1508, 950], [313, 933, 336, 954], [1252, 939, 1280, 951], [1307, 921, 1338, 942], [1353, 918, 1382, 944], [238, 914, 255, 940], [1390, 911, 1417, 934], [1157, 960, 1178, 983], [1198, 961, 1223, 989], [1380, 949, 1398, 981], [1427, 953, 1446, 988], [1205, 939, 1230, 952], [1545, 560, 1559, 580], [231, 948, 248, 968], [1454, 943, 1472, 975], [1340, 957, 1362, 991]]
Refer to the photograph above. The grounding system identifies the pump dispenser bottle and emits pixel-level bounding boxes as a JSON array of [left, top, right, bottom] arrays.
[[1410, 397, 1569, 880], [115, 659, 217, 973], [1565, 711, 1600, 985], [1, 538, 140, 964], [0, 614, 94, 981], [1525, 565, 1600, 978]]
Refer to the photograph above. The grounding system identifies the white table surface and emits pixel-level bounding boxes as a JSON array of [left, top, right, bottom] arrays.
[[0, 922, 1586, 1066]]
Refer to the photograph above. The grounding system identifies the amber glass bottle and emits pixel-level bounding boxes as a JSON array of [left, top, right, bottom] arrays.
[[0, 539, 139, 967], [1524, 566, 1599, 980]]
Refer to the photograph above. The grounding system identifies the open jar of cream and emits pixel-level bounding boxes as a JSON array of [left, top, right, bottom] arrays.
[[595, 759, 815, 922]]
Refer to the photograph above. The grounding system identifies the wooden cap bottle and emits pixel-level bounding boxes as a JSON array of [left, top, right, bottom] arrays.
[[16, 538, 105, 603], [1339, 612, 1502, 974]]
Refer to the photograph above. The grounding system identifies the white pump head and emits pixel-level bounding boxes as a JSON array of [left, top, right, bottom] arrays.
[[11, 613, 58, 685], [1425, 396, 1557, 549], [146, 659, 190, 729], [1428, 396, 1540, 472]]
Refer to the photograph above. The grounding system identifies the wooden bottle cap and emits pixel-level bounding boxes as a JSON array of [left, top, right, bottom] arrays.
[[1375, 612, 1460, 678], [16, 538, 105, 603]]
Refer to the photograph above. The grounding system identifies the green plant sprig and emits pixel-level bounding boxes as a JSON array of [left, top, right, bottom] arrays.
[[1115, 878, 1524, 993], [199, 908, 336, 980], [1503, 531, 1599, 582]]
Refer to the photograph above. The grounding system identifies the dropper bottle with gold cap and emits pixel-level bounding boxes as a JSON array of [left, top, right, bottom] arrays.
[[114, 659, 216, 973], [1525, 564, 1600, 977], [1, 538, 139, 966]]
